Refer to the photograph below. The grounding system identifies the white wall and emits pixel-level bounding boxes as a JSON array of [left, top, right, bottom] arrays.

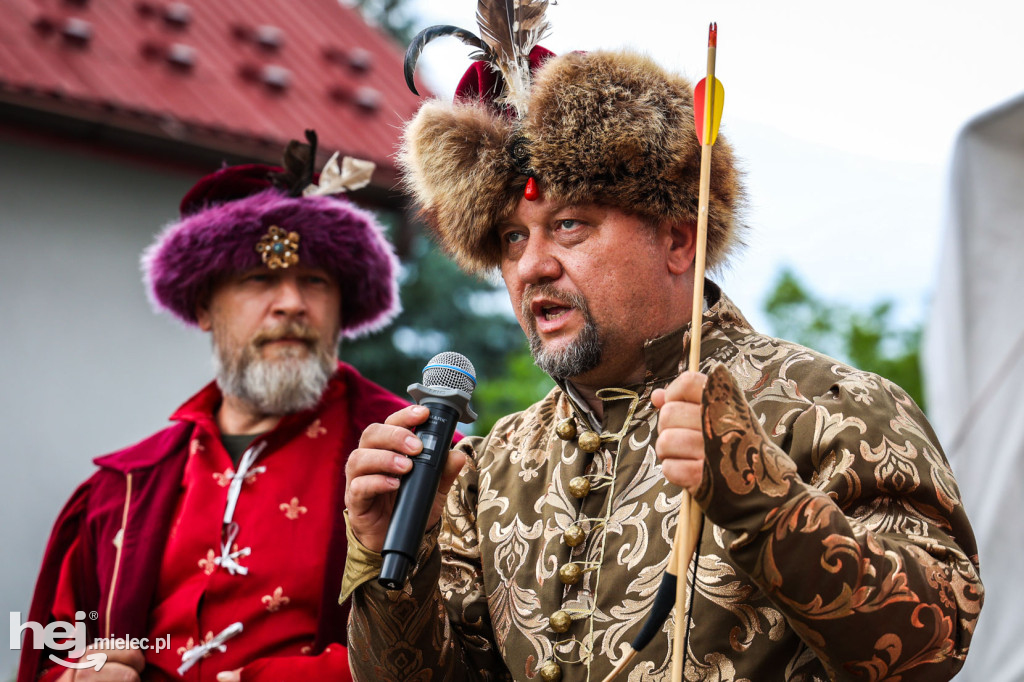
[[0, 134, 213, 677], [923, 97, 1024, 682]]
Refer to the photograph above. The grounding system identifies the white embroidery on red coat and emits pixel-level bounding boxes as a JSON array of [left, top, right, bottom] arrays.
[[280, 497, 308, 520], [214, 537, 251, 576], [190, 439, 205, 456], [176, 631, 214, 658], [213, 468, 234, 487], [213, 465, 265, 488], [262, 586, 291, 612], [177, 624, 242, 676], [306, 419, 327, 439]]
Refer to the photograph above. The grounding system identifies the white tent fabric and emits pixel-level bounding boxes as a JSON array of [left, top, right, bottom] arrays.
[[924, 93, 1024, 682]]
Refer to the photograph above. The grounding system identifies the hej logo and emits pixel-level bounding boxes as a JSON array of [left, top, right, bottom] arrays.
[[10, 611, 106, 671]]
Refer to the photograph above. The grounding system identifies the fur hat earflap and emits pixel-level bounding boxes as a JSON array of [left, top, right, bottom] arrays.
[[399, 100, 522, 272], [400, 50, 746, 274], [142, 162, 401, 339]]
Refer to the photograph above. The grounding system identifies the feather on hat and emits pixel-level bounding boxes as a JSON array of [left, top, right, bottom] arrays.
[[402, 6, 745, 274]]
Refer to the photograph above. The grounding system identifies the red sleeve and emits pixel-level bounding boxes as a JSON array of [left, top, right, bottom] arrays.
[[35, 535, 86, 679], [239, 645, 351, 681], [19, 481, 94, 682]]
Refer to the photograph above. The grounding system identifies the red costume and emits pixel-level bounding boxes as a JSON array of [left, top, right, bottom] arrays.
[[20, 362, 408, 682]]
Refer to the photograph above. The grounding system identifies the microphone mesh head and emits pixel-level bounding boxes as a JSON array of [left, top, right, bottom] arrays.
[[422, 352, 476, 394]]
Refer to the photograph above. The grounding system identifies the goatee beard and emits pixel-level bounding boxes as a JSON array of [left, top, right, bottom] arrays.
[[213, 321, 335, 415], [523, 284, 602, 380]]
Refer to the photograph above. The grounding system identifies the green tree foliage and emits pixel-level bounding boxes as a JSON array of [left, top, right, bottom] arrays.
[[342, 237, 554, 434], [763, 268, 926, 410], [350, 0, 419, 45]]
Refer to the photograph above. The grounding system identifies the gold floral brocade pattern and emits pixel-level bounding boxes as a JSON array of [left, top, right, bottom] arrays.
[[348, 287, 983, 682]]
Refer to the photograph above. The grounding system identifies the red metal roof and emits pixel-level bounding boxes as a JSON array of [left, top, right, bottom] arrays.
[[0, 0, 430, 184]]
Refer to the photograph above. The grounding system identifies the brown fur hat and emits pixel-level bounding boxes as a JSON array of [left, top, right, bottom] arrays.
[[399, 50, 746, 273]]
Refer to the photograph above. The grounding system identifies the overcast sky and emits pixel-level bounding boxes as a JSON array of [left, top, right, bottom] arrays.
[[403, 0, 1024, 332]]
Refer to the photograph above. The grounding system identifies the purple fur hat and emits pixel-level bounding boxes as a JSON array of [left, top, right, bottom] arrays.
[[142, 159, 401, 339]]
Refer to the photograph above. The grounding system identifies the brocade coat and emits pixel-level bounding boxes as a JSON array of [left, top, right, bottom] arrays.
[[347, 285, 983, 681]]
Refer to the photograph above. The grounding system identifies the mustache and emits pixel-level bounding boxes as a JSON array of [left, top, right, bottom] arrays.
[[251, 321, 321, 347], [520, 283, 590, 320]]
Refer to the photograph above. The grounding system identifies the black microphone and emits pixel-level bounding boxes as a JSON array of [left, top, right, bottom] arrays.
[[378, 352, 477, 589]]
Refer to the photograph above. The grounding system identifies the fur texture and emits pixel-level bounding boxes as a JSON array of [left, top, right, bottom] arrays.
[[399, 50, 746, 273], [142, 189, 400, 338]]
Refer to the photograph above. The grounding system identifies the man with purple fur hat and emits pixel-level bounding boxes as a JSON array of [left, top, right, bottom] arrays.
[[19, 132, 406, 682]]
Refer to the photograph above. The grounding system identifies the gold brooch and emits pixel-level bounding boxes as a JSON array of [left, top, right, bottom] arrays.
[[256, 225, 300, 269]]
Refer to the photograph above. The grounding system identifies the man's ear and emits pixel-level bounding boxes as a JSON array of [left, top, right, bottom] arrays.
[[195, 301, 213, 332], [665, 220, 698, 276], [195, 287, 214, 332], [194, 278, 222, 332]]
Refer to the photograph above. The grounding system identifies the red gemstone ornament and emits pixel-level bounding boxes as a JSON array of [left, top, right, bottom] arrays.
[[524, 176, 539, 201]]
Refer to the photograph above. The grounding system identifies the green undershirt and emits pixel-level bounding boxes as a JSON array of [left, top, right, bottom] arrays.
[[220, 433, 265, 468]]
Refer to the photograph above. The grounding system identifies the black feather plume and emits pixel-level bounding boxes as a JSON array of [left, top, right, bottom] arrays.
[[272, 129, 319, 197], [404, 25, 491, 95]]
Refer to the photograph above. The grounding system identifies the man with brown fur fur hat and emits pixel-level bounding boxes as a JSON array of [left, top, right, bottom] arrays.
[[342, 14, 982, 682]]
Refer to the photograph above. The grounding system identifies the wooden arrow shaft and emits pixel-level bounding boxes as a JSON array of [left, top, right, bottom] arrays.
[[672, 23, 719, 682], [687, 142, 714, 373]]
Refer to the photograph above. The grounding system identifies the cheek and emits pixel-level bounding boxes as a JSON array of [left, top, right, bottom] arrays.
[[508, 292, 529, 330], [501, 268, 525, 312], [310, 292, 342, 331]]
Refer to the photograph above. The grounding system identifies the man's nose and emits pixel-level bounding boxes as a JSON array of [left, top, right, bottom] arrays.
[[517, 233, 562, 284], [271, 276, 307, 316]]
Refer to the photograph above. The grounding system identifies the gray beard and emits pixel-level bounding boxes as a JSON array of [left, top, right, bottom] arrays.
[[523, 285, 603, 380], [213, 340, 334, 416]]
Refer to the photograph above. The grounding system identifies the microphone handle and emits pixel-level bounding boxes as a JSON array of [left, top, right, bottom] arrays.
[[378, 400, 461, 589]]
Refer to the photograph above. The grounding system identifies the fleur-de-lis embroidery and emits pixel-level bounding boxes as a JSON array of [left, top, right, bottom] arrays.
[[213, 466, 264, 487], [176, 638, 194, 657], [306, 419, 327, 439], [190, 439, 205, 456], [279, 497, 308, 520], [176, 632, 214, 658], [213, 468, 234, 487], [198, 549, 217, 575], [262, 586, 290, 612]]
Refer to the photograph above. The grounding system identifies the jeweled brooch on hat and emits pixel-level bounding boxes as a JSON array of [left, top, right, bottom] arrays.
[[256, 225, 301, 268]]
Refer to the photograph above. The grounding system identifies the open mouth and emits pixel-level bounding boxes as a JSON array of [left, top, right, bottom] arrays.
[[523, 285, 588, 335], [530, 298, 578, 331], [539, 304, 572, 321]]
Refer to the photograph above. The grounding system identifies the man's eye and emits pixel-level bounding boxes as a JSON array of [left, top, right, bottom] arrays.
[[557, 219, 582, 231], [504, 231, 526, 244]]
